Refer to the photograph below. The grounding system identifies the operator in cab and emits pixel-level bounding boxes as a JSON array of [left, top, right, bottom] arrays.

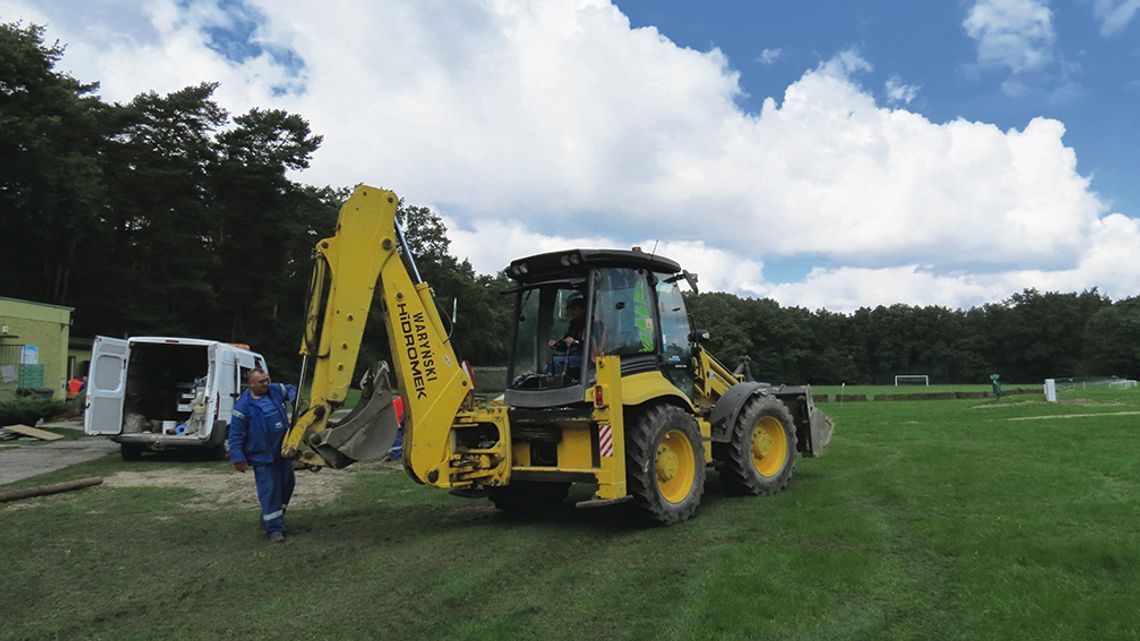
[[548, 295, 595, 378], [228, 368, 298, 543]]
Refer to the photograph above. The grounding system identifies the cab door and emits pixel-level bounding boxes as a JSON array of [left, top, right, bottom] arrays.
[[654, 275, 695, 397], [84, 336, 129, 435]]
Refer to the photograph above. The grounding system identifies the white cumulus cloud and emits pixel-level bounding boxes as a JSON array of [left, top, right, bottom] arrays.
[[3, 0, 1138, 311], [1093, 0, 1140, 34], [963, 0, 1055, 74], [884, 74, 921, 104], [443, 218, 767, 297], [755, 47, 782, 65]]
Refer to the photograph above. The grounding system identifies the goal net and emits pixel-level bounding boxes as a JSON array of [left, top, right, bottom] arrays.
[[1048, 376, 1138, 401], [894, 374, 929, 386]]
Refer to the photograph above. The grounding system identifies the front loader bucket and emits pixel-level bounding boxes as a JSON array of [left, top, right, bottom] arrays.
[[771, 385, 834, 457], [308, 362, 402, 468], [807, 406, 834, 455]]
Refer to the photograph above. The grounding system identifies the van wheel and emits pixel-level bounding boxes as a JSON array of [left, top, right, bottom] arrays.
[[120, 444, 144, 461], [211, 422, 229, 460]]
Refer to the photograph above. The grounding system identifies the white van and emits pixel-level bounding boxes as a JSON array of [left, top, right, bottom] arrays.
[[84, 336, 270, 460]]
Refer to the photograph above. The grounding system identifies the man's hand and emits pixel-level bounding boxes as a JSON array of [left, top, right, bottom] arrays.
[[233, 461, 247, 473], [549, 337, 577, 350]]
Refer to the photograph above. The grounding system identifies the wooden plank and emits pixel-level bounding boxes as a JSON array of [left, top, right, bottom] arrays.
[[2, 424, 66, 441], [0, 477, 103, 503]]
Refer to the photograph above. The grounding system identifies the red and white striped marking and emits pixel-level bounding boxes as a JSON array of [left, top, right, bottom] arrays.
[[598, 423, 614, 458]]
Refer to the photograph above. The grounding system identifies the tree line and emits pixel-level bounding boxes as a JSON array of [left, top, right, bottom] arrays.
[[3, 23, 1137, 385], [685, 289, 1138, 384]]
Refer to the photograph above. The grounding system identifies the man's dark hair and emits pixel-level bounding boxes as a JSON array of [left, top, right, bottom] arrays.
[[247, 367, 268, 381]]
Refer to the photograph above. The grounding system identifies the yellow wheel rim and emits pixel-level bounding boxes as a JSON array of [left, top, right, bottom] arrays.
[[655, 429, 696, 504], [751, 417, 788, 478]]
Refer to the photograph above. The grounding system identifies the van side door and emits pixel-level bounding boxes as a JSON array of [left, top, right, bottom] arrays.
[[84, 336, 129, 435], [206, 344, 239, 439]]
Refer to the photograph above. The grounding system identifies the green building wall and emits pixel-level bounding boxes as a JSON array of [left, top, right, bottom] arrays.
[[0, 297, 73, 400], [68, 338, 94, 381]]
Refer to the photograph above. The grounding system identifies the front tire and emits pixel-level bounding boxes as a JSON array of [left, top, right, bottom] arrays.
[[626, 404, 705, 525], [714, 396, 796, 495], [120, 444, 144, 461]]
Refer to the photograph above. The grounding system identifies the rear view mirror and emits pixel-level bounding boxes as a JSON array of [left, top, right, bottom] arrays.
[[683, 271, 699, 295], [664, 270, 700, 294]]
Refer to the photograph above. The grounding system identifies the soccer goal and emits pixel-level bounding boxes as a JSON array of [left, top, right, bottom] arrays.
[[1047, 376, 1136, 402], [894, 374, 929, 386]]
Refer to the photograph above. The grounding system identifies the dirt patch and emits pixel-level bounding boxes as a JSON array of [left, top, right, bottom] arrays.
[[1058, 399, 1125, 408], [1007, 411, 1140, 422], [971, 400, 1040, 410], [102, 461, 400, 511]]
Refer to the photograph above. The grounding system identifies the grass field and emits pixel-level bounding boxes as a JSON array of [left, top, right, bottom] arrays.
[[3, 387, 1139, 641]]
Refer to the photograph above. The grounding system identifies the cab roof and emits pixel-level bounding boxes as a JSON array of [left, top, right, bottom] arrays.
[[506, 248, 682, 281]]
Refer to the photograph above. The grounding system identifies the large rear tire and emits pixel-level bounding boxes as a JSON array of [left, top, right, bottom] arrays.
[[714, 396, 796, 495], [489, 481, 571, 513], [626, 404, 705, 525]]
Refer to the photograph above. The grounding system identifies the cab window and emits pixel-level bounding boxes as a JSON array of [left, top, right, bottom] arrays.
[[509, 281, 590, 389], [592, 268, 656, 357], [654, 273, 692, 363]]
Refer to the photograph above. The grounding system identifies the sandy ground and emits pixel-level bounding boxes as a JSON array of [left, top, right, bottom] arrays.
[[101, 461, 398, 510]]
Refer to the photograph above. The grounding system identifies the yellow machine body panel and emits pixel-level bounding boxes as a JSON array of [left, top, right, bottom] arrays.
[[619, 371, 695, 411], [381, 280, 470, 485]]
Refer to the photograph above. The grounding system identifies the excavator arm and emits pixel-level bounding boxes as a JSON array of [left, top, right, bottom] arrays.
[[282, 185, 474, 471]]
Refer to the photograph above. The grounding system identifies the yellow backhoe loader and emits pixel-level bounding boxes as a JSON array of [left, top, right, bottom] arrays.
[[282, 185, 833, 524]]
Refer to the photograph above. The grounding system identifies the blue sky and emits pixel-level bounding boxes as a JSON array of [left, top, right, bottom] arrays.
[[4, 0, 1139, 310], [618, 0, 1140, 243]]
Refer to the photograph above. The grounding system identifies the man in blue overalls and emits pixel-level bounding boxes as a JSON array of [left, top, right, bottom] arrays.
[[229, 368, 297, 543]]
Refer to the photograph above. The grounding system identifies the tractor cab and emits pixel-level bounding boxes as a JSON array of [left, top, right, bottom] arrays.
[[505, 249, 697, 408]]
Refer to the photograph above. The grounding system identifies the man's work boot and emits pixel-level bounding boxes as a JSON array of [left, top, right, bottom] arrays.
[[268, 531, 285, 544]]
